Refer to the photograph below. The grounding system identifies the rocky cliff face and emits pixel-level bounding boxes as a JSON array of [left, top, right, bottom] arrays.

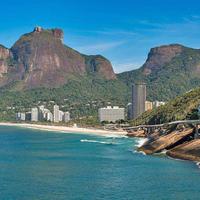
[[166, 139, 200, 162], [0, 27, 116, 89], [138, 128, 194, 154], [85, 55, 116, 79], [0, 45, 10, 77], [142, 44, 184, 75]]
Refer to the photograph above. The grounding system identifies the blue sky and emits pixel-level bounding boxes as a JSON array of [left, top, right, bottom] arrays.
[[1, 0, 200, 73]]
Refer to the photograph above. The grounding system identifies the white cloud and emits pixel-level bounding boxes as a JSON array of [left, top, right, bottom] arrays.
[[113, 61, 144, 73], [86, 29, 138, 36], [76, 40, 126, 54]]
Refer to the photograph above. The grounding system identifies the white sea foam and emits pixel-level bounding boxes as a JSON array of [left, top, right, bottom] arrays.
[[155, 149, 168, 155], [195, 162, 200, 169], [80, 139, 116, 145], [167, 156, 186, 162], [133, 138, 148, 156], [135, 138, 148, 148], [134, 150, 147, 156], [101, 134, 128, 138]]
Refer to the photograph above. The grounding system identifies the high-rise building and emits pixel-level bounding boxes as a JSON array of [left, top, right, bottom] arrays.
[[39, 106, 53, 122], [127, 103, 132, 120], [16, 112, 26, 121], [31, 108, 38, 122], [59, 110, 64, 122], [98, 106, 125, 122], [38, 105, 45, 121], [25, 112, 32, 121], [63, 112, 70, 122], [132, 83, 146, 119], [47, 111, 53, 122], [53, 105, 60, 123]]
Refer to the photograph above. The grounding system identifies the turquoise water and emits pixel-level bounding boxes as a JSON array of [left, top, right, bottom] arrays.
[[0, 126, 200, 200]]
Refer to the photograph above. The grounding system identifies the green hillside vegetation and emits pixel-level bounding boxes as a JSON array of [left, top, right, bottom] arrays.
[[131, 87, 200, 126], [118, 46, 200, 101], [0, 75, 128, 121]]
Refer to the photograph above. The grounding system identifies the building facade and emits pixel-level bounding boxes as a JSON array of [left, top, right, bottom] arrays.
[[59, 110, 64, 122], [16, 104, 70, 123], [145, 101, 153, 111], [53, 105, 60, 123], [47, 112, 53, 122], [127, 103, 132, 120], [31, 108, 38, 122], [98, 106, 125, 122], [63, 112, 70, 122], [152, 101, 166, 108], [131, 83, 146, 119], [16, 112, 26, 121], [39, 106, 53, 122]]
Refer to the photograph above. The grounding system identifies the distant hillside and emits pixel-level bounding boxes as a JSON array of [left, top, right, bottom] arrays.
[[131, 87, 200, 126], [118, 44, 200, 101], [0, 76, 128, 121]]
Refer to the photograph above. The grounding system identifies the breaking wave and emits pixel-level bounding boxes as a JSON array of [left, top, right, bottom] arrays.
[[80, 139, 116, 145], [134, 138, 148, 148], [132, 138, 148, 156], [134, 150, 147, 155], [196, 162, 200, 169], [155, 149, 168, 155]]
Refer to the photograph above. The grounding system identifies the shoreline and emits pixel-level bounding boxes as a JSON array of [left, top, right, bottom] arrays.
[[0, 122, 127, 138], [1, 122, 199, 165]]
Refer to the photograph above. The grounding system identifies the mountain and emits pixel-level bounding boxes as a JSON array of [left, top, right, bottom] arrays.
[[2, 28, 200, 100], [0, 27, 116, 89], [2, 28, 200, 121], [118, 44, 200, 101], [131, 87, 200, 126]]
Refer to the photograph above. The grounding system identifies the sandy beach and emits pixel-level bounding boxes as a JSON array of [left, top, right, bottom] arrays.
[[0, 122, 127, 137]]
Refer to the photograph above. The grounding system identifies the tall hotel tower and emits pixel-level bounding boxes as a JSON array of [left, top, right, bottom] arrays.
[[53, 105, 60, 123], [131, 83, 146, 119]]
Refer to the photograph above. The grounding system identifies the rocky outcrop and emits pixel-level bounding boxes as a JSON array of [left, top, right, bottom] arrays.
[[166, 139, 200, 162], [138, 128, 194, 154], [0, 45, 10, 77], [0, 45, 9, 60], [0, 27, 116, 89], [126, 130, 146, 138], [142, 44, 184, 75], [85, 55, 116, 79], [11, 28, 87, 88]]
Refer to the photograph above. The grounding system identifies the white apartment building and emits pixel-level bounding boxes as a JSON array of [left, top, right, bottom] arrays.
[[63, 112, 70, 122], [53, 105, 60, 123], [98, 106, 125, 122], [59, 110, 64, 122], [47, 111, 53, 122], [16, 112, 26, 121], [31, 108, 38, 122]]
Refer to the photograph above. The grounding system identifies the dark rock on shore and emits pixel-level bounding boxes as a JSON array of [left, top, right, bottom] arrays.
[[167, 139, 200, 162], [138, 128, 194, 154], [126, 130, 146, 138]]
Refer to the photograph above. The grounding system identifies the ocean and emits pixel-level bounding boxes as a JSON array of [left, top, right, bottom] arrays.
[[0, 126, 200, 200]]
